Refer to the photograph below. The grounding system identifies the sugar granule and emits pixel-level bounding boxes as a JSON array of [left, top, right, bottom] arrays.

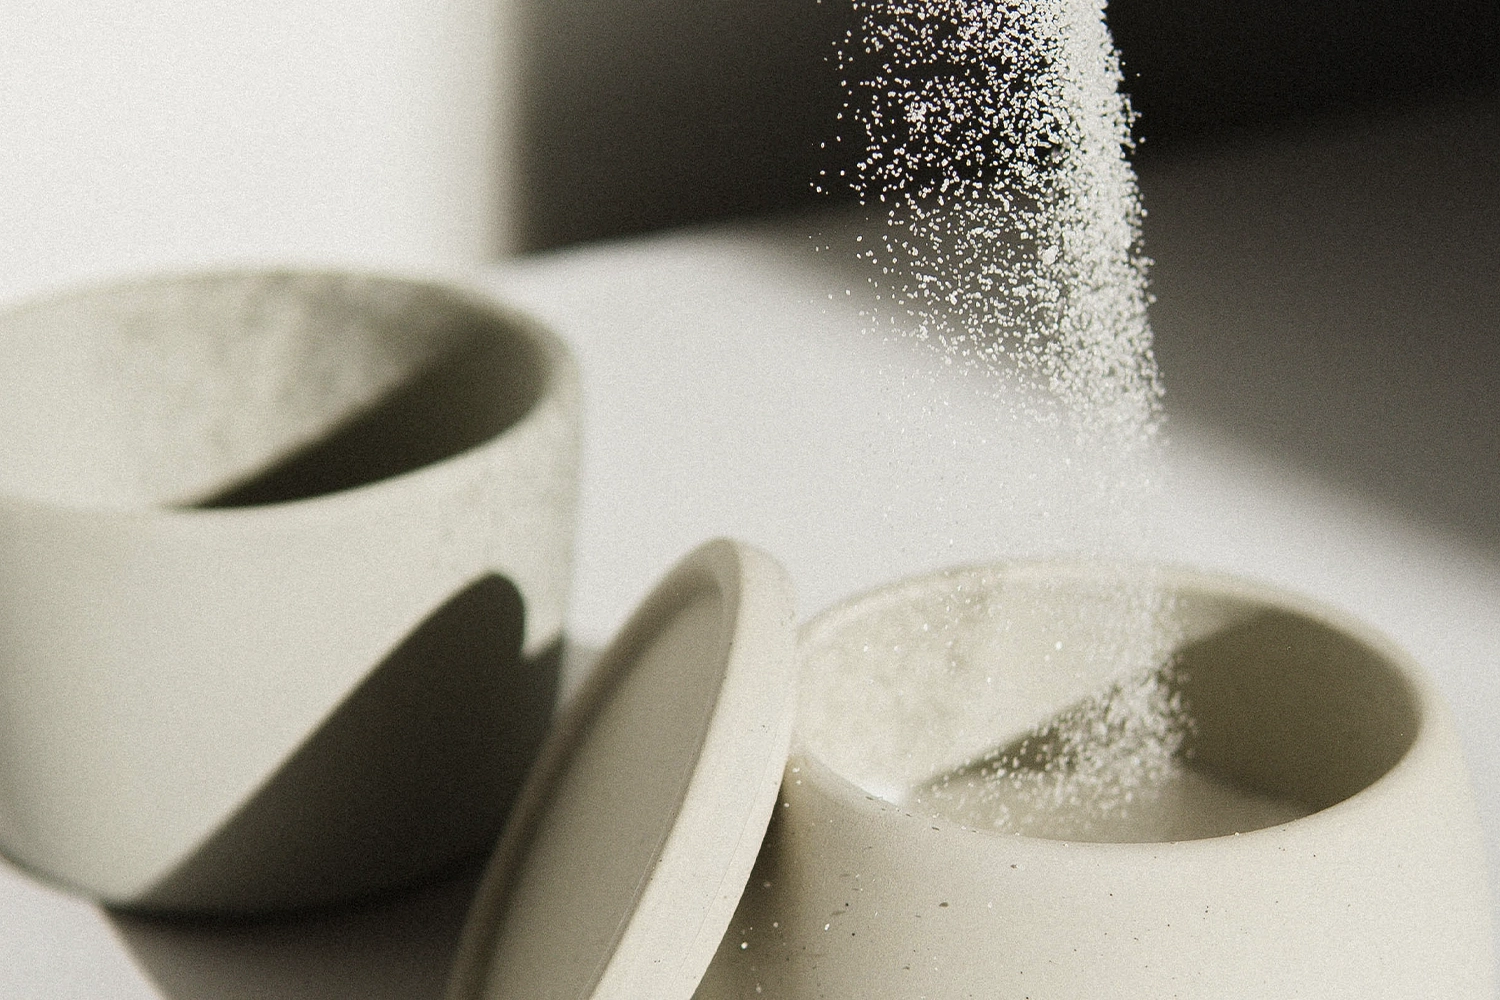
[[821, 0, 1193, 835]]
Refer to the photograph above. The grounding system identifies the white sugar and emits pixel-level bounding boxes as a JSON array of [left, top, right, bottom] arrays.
[[814, 0, 1209, 838], [834, 0, 1160, 452]]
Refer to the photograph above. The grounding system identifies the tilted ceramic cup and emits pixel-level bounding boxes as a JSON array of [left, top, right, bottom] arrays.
[[0, 269, 580, 913], [698, 562, 1495, 998]]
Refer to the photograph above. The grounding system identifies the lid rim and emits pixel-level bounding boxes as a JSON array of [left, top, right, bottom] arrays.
[[445, 538, 795, 1000]]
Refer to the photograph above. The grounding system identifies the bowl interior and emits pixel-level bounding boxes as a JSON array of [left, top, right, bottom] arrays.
[[0, 272, 548, 509], [797, 565, 1421, 842], [1169, 602, 1418, 814]]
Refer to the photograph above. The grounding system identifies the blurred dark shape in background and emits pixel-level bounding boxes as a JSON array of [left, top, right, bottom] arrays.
[[1111, 0, 1500, 151], [510, 0, 1500, 251]]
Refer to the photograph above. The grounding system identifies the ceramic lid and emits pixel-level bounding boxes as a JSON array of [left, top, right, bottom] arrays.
[[446, 538, 796, 1000]]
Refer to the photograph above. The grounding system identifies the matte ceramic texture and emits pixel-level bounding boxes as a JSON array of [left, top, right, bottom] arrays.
[[446, 538, 796, 1000], [0, 269, 581, 913], [697, 563, 1496, 999]]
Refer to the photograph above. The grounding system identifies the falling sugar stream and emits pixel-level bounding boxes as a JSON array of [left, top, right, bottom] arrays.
[[806, 0, 1304, 839]]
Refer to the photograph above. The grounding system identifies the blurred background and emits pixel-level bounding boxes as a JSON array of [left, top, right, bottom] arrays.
[[7, 0, 1497, 254], [507, 0, 1500, 249]]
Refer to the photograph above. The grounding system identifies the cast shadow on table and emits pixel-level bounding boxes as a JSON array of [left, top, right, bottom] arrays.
[[109, 575, 565, 998], [110, 863, 481, 1000]]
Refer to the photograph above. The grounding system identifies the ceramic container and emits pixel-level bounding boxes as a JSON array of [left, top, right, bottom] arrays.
[[0, 269, 580, 913], [697, 562, 1496, 999]]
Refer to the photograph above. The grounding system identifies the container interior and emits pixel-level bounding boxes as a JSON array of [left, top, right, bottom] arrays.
[[797, 568, 1422, 842], [0, 272, 546, 509]]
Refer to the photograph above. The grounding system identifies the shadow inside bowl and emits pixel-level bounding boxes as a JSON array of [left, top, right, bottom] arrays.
[[194, 318, 545, 508]]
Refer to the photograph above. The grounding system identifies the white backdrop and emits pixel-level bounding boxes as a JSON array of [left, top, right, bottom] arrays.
[[0, 0, 506, 295]]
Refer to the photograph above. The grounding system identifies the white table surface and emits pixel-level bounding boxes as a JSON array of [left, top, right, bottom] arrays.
[[2, 95, 1496, 996]]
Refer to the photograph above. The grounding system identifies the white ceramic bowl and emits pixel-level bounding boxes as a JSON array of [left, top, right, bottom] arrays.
[[0, 269, 580, 913], [699, 562, 1496, 998]]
